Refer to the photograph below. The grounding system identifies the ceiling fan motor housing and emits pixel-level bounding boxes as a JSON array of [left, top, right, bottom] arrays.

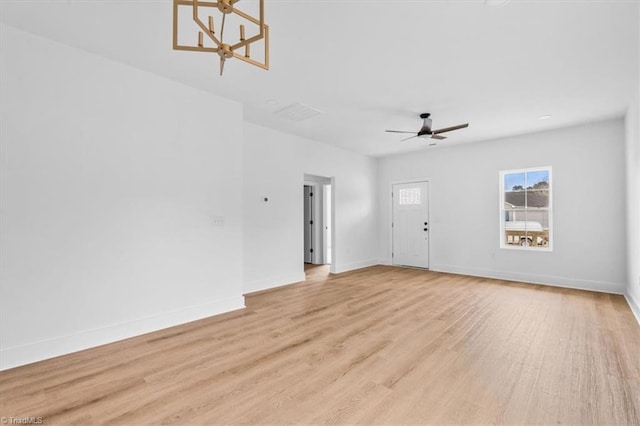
[[418, 113, 433, 137]]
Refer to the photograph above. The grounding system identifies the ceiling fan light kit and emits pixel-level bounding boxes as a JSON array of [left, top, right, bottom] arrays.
[[172, 0, 269, 75], [386, 113, 469, 143]]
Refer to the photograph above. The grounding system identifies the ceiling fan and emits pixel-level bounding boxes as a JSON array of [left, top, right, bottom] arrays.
[[386, 113, 469, 142]]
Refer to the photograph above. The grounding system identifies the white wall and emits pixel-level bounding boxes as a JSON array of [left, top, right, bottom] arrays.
[[243, 123, 377, 294], [378, 119, 628, 294], [0, 25, 245, 370], [626, 95, 640, 322], [624, 4, 640, 322]]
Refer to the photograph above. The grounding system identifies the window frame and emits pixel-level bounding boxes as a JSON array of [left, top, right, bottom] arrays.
[[398, 187, 421, 205], [499, 166, 553, 252]]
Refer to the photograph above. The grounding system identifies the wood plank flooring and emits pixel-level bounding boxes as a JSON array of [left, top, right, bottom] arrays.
[[1, 265, 639, 425]]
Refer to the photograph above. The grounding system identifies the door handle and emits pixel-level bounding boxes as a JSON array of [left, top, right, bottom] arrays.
[[423, 228, 428, 231]]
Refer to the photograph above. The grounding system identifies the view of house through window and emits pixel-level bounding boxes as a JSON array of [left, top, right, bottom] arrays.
[[500, 167, 552, 250]]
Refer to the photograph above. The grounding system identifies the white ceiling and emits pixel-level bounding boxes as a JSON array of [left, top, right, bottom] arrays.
[[1, 0, 638, 157]]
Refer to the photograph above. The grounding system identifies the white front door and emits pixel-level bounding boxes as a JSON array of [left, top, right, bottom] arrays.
[[392, 181, 429, 268]]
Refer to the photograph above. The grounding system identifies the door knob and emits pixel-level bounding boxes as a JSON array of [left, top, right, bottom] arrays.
[[423, 228, 428, 231], [424, 222, 428, 225]]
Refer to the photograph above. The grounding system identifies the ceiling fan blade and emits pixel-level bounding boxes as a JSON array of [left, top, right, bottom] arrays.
[[400, 135, 418, 142], [432, 123, 469, 134], [431, 134, 447, 140], [385, 130, 416, 134]]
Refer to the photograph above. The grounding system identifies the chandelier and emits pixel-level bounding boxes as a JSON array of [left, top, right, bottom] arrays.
[[173, 0, 269, 75]]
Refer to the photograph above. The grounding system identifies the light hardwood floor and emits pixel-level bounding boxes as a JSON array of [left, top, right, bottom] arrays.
[[1, 266, 639, 425]]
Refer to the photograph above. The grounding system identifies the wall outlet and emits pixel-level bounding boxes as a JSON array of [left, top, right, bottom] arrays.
[[212, 216, 225, 226]]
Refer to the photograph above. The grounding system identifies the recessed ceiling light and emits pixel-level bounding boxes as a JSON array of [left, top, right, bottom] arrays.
[[538, 115, 552, 120], [265, 99, 278, 106], [484, 0, 510, 7]]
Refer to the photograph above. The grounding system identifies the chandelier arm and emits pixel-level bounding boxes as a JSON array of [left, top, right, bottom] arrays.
[[220, 12, 227, 43], [232, 51, 268, 69], [191, 2, 222, 46], [233, 6, 264, 30], [174, 45, 218, 52], [231, 23, 268, 68], [194, 20, 222, 46], [183, 0, 216, 6], [229, 5, 265, 51], [230, 32, 264, 51]]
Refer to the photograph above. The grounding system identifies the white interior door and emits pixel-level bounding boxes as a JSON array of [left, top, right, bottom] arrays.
[[392, 181, 429, 268], [303, 185, 314, 263]]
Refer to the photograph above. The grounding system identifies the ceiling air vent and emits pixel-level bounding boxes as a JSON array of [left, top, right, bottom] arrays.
[[274, 102, 322, 122]]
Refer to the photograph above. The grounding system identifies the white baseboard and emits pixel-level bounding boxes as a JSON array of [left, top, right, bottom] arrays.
[[333, 259, 379, 274], [625, 292, 640, 325], [0, 296, 245, 371], [375, 262, 636, 323], [430, 264, 625, 295], [243, 261, 381, 295], [243, 272, 306, 295]]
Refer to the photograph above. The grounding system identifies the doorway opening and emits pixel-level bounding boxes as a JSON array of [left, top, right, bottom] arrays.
[[304, 263, 331, 282], [303, 174, 333, 273]]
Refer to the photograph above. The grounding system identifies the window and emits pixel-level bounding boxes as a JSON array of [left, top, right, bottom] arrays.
[[500, 167, 552, 250], [399, 188, 421, 205]]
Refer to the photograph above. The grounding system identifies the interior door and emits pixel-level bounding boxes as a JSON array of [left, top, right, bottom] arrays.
[[392, 181, 429, 268], [303, 185, 314, 263]]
